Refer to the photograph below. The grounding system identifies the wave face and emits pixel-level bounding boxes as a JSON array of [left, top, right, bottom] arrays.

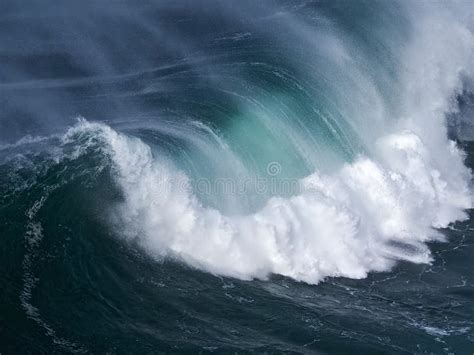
[[44, 1, 473, 284], [1, 0, 474, 352], [1, 0, 473, 282]]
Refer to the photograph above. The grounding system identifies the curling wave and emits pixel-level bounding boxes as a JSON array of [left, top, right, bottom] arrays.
[[8, 0, 474, 285], [52, 0, 474, 284]]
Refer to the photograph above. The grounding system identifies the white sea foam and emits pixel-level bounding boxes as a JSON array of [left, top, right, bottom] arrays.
[[66, 2, 473, 284], [68, 125, 471, 284]]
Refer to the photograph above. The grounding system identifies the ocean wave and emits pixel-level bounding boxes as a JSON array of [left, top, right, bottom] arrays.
[[30, 0, 472, 284]]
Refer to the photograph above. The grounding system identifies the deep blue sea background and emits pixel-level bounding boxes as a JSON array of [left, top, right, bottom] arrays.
[[1, 0, 474, 353]]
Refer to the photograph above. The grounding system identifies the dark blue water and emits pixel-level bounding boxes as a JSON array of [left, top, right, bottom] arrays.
[[1, 0, 473, 353]]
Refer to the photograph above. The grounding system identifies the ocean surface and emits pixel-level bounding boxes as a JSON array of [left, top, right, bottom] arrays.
[[1, 0, 474, 353]]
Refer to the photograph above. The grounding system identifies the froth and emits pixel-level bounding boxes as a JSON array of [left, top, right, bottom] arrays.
[[68, 119, 470, 284]]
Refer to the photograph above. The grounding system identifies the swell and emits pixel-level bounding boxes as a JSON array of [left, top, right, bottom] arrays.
[[72, 1, 474, 283], [1, 0, 473, 285]]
